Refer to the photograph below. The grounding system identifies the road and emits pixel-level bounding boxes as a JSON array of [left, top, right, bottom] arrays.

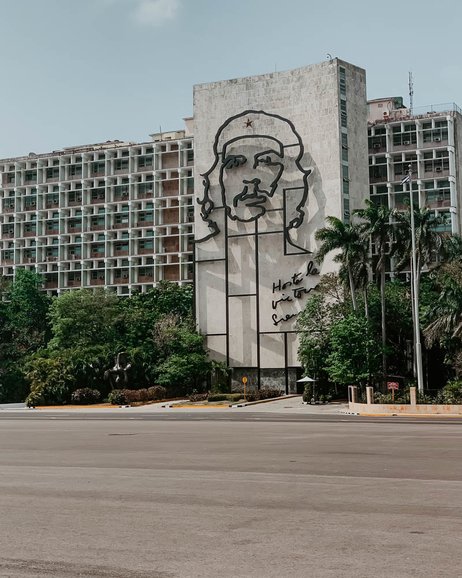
[[0, 408, 462, 577]]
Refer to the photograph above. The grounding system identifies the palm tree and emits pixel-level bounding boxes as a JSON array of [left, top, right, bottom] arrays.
[[353, 200, 394, 376], [314, 217, 367, 311], [424, 261, 462, 346], [394, 206, 443, 296]]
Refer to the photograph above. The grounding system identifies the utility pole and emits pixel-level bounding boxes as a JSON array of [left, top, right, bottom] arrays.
[[406, 164, 424, 392]]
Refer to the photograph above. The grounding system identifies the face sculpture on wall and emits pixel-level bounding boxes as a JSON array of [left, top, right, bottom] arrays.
[[197, 110, 312, 253]]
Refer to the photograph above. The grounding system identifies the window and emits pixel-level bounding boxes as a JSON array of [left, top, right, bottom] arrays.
[[46, 168, 59, 180], [115, 159, 129, 172]]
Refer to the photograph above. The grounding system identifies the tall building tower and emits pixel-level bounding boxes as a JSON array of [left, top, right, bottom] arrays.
[[194, 59, 369, 392], [0, 129, 195, 294], [368, 98, 462, 249]]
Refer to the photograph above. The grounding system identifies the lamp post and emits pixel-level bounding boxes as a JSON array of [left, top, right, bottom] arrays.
[[406, 164, 424, 393]]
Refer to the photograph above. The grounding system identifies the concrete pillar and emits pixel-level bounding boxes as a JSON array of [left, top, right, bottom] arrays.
[[410, 386, 417, 406], [366, 386, 374, 405], [348, 385, 358, 404]]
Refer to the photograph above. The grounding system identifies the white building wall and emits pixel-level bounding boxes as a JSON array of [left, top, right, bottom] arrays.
[[194, 59, 368, 391]]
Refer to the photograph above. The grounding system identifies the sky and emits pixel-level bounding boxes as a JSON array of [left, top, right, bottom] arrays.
[[1, 0, 461, 159]]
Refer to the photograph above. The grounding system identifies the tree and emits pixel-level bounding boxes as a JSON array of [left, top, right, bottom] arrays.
[[5, 269, 50, 355], [325, 313, 382, 387], [153, 314, 211, 394], [297, 274, 350, 385], [424, 261, 462, 347], [314, 217, 367, 311], [48, 289, 121, 351], [394, 206, 443, 295], [0, 270, 50, 403], [354, 200, 394, 376]]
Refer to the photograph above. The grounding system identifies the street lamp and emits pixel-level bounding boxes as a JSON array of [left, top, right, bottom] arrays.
[[404, 164, 424, 393]]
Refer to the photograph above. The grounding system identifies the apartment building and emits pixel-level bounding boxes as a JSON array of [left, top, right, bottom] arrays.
[[368, 98, 462, 241], [0, 129, 194, 295]]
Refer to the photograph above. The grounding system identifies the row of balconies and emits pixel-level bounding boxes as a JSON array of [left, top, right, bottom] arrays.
[[1, 184, 193, 204], [1, 164, 193, 189], [369, 165, 451, 183], [0, 218, 186, 236], [0, 265, 192, 289], [0, 240, 192, 263], [0, 152, 193, 186]]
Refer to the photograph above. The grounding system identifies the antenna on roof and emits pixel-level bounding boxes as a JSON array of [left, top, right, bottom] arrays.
[[409, 71, 414, 115]]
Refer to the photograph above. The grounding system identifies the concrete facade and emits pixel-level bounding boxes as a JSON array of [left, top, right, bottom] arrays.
[[194, 59, 368, 392], [368, 99, 462, 242], [0, 131, 194, 295]]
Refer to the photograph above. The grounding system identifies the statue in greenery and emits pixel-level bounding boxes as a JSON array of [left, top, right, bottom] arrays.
[[104, 352, 132, 390]]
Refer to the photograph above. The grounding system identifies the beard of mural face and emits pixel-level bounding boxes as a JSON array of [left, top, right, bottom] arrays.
[[219, 139, 284, 223]]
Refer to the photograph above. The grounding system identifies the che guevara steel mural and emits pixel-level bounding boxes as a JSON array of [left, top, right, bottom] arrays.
[[195, 110, 319, 389]]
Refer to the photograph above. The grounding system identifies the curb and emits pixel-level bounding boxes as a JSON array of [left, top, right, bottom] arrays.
[[231, 394, 300, 408]]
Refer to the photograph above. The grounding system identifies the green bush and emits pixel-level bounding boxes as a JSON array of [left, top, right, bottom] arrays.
[[25, 356, 74, 405], [302, 383, 314, 403], [26, 390, 45, 408], [71, 388, 101, 405], [108, 389, 128, 405], [436, 380, 462, 404]]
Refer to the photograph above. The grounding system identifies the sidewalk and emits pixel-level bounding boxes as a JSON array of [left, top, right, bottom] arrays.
[[0, 397, 348, 415]]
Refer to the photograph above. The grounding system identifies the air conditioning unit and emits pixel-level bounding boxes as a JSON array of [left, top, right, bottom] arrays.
[[403, 140, 410, 146], [435, 166, 442, 172], [434, 137, 441, 142], [373, 143, 381, 149]]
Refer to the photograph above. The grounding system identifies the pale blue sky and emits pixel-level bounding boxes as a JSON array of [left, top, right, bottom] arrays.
[[1, 0, 461, 158]]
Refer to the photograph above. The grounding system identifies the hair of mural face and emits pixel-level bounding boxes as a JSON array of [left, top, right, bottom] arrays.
[[197, 110, 311, 242]]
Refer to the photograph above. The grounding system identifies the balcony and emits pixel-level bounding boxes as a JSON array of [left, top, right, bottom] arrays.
[[427, 198, 451, 209], [114, 275, 130, 285], [90, 278, 105, 286], [163, 265, 180, 281], [138, 274, 154, 283]]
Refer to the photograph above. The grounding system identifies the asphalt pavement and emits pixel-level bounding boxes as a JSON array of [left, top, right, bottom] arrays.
[[1, 402, 462, 577]]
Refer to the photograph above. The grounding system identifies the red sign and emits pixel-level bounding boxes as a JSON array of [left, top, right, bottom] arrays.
[[387, 382, 399, 391]]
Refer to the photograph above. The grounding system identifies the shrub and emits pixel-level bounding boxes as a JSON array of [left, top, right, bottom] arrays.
[[108, 389, 128, 405], [207, 393, 243, 402], [436, 380, 462, 404], [71, 388, 101, 405], [302, 383, 314, 403], [258, 388, 284, 400], [243, 388, 284, 402], [188, 391, 209, 402], [147, 385, 167, 401], [26, 390, 45, 408]]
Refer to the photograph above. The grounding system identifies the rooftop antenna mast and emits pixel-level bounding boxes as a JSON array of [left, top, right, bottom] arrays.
[[409, 71, 414, 115]]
